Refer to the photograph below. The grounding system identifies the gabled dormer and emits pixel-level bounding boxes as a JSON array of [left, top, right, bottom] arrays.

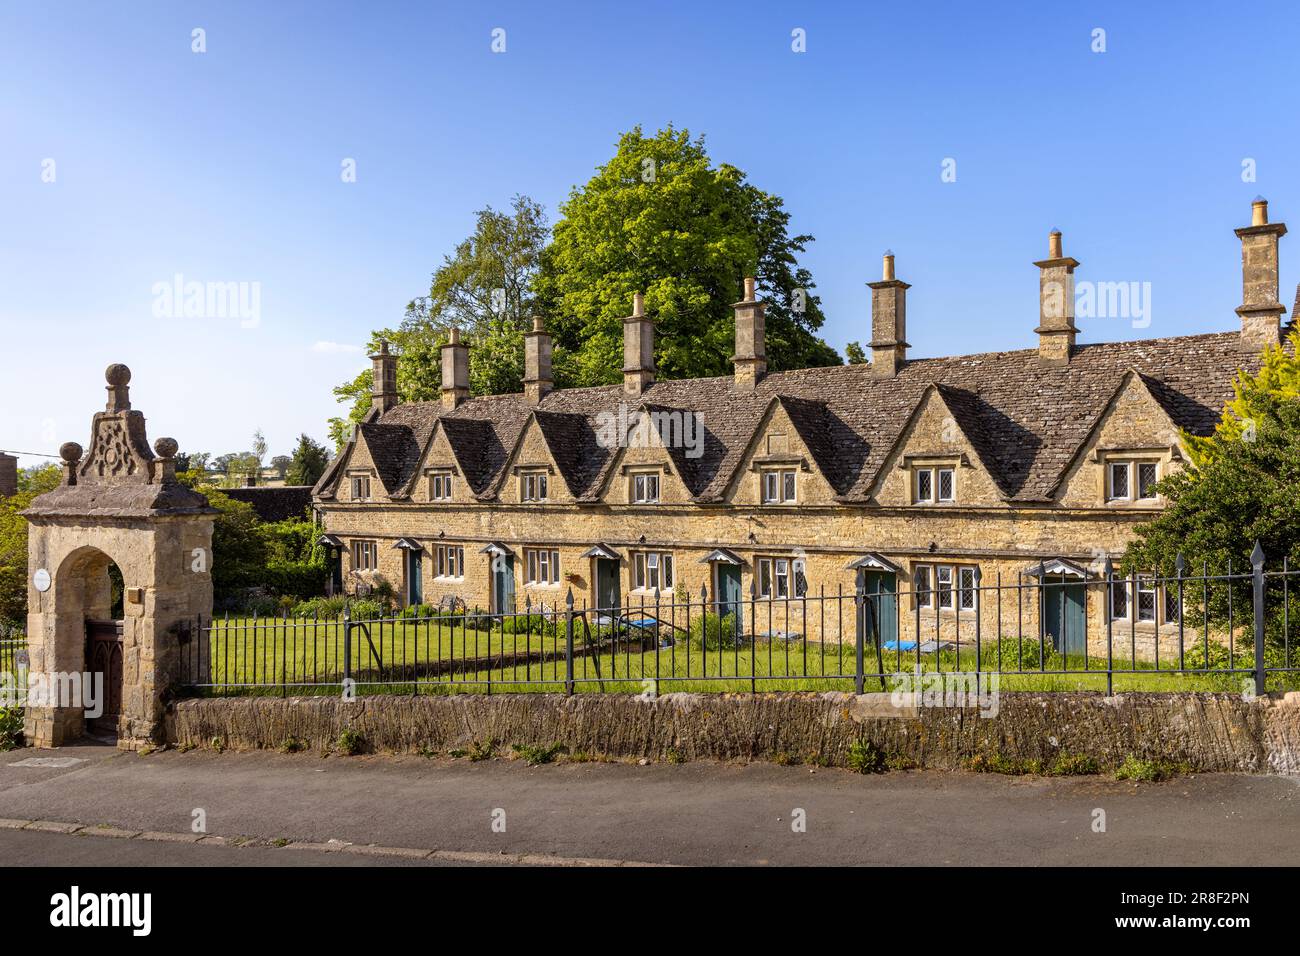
[[496, 413, 577, 505], [596, 407, 695, 506], [1054, 369, 1184, 508], [868, 384, 1004, 508], [338, 427, 383, 503], [405, 421, 462, 504], [725, 396, 840, 507]]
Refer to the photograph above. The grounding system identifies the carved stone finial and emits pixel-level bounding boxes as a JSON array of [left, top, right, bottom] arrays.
[[105, 363, 132, 412], [59, 441, 82, 487], [154, 437, 178, 459]]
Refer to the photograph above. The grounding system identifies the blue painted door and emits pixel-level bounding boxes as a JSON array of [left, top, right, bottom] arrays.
[[859, 571, 898, 647], [492, 555, 515, 614], [716, 564, 742, 635], [407, 550, 423, 606], [1043, 577, 1086, 656]]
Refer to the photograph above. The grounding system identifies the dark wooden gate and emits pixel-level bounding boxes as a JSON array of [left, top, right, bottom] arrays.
[[84, 619, 124, 735]]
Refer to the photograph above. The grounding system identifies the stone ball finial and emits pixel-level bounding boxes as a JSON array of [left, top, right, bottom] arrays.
[[60, 441, 83, 463], [105, 364, 131, 387], [154, 437, 178, 459]]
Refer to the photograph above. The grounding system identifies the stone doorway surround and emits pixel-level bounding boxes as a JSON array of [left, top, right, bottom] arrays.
[[23, 364, 214, 750]]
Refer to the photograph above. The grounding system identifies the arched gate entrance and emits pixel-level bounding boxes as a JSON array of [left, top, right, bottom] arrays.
[[23, 364, 214, 750]]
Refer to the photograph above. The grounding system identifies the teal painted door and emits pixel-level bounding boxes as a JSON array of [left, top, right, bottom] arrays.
[[1043, 578, 1086, 656], [595, 558, 620, 612], [407, 550, 423, 606], [493, 556, 515, 614], [859, 571, 898, 646], [716, 564, 742, 635]]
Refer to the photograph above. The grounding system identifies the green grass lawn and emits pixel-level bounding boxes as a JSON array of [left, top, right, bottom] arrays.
[[185, 618, 1300, 696]]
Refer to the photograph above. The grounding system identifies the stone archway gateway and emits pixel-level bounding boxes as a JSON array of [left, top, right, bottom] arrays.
[[23, 364, 214, 750]]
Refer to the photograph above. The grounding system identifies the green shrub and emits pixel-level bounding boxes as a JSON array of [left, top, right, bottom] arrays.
[[0, 706, 24, 751], [400, 603, 435, 619], [291, 595, 348, 618], [336, 729, 364, 755], [500, 614, 559, 637], [1114, 754, 1190, 782], [512, 742, 568, 765], [963, 753, 1042, 775], [1046, 753, 1100, 776], [987, 637, 1043, 671], [468, 738, 496, 761], [885, 753, 918, 771], [847, 740, 886, 774], [348, 599, 385, 621], [687, 612, 739, 651], [263, 560, 328, 601]]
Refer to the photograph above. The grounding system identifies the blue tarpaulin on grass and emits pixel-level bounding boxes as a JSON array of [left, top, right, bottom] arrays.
[[882, 640, 918, 651]]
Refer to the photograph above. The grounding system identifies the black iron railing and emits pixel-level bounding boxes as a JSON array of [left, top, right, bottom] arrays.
[[178, 545, 1300, 697]]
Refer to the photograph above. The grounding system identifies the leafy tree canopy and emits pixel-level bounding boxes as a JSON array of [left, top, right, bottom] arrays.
[[285, 434, 330, 487], [1125, 333, 1300, 578], [0, 464, 64, 626], [328, 196, 547, 447], [536, 125, 840, 385], [328, 128, 841, 443]]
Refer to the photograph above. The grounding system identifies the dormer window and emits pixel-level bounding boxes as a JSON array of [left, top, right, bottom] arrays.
[[349, 475, 371, 501], [1107, 460, 1159, 502], [631, 472, 660, 504], [428, 472, 453, 501], [761, 469, 797, 504], [914, 466, 955, 504], [521, 472, 548, 502]]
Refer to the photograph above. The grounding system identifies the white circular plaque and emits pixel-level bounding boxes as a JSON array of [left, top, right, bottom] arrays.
[[33, 568, 51, 592]]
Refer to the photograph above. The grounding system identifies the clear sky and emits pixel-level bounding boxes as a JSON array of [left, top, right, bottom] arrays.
[[2, 1, 1297, 469]]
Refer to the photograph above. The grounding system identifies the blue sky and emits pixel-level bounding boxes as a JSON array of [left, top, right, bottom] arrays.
[[2, 1, 1297, 468]]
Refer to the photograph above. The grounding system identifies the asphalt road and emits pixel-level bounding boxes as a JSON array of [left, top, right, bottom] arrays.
[[1, 743, 1297, 866]]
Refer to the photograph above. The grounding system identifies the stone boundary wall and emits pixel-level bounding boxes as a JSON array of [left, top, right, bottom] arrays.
[[166, 691, 1300, 775]]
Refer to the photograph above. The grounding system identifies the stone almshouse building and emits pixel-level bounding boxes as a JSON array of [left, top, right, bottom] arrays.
[[314, 200, 1294, 656]]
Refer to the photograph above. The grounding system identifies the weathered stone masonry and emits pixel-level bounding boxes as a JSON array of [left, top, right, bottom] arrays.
[[315, 202, 1297, 657], [23, 366, 214, 750]]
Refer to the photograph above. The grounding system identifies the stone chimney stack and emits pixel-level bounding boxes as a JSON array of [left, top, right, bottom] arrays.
[[732, 277, 766, 392], [0, 452, 16, 498], [623, 292, 655, 398], [1034, 228, 1080, 366], [1235, 197, 1287, 351], [370, 340, 399, 414], [440, 327, 470, 410], [867, 251, 910, 377], [523, 316, 553, 405]]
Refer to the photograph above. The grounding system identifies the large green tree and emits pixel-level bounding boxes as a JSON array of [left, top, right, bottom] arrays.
[[535, 126, 840, 386], [0, 464, 62, 626], [327, 128, 842, 443], [1124, 334, 1300, 662], [328, 196, 548, 447], [1125, 333, 1300, 573], [285, 434, 330, 487]]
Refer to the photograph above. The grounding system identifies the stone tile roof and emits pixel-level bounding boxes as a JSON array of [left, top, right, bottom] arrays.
[[317, 330, 1277, 506], [357, 421, 424, 495]]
